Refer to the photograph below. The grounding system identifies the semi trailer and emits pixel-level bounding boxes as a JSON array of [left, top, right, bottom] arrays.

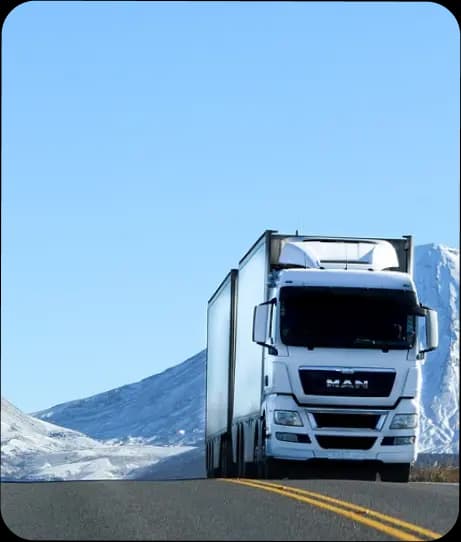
[[205, 230, 438, 482]]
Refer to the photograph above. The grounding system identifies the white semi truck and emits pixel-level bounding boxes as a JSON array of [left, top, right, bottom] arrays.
[[205, 230, 438, 482]]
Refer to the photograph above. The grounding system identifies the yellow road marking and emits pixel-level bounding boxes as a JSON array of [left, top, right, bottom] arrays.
[[222, 478, 442, 541], [250, 479, 442, 540]]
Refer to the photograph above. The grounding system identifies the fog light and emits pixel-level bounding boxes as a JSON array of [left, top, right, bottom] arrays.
[[393, 436, 415, 445], [275, 432, 310, 443], [382, 436, 415, 446], [276, 432, 298, 442]]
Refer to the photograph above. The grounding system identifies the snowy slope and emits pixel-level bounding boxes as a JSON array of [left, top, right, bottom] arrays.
[[1, 397, 193, 480], [34, 351, 205, 446], [33, 245, 459, 456], [414, 245, 459, 454]]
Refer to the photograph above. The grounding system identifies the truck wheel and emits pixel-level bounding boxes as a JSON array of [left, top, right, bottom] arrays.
[[256, 419, 280, 479], [217, 438, 227, 477], [245, 427, 261, 478], [206, 442, 214, 478], [255, 420, 266, 478], [379, 463, 411, 483], [256, 449, 265, 479], [237, 427, 245, 478], [242, 430, 259, 479]]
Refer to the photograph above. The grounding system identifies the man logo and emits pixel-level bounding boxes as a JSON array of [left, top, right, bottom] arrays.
[[326, 379, 369, 390]]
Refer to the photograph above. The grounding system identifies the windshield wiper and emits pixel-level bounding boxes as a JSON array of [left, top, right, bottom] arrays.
[[353, 338, 377, 345], [353, 337, 390, 352]]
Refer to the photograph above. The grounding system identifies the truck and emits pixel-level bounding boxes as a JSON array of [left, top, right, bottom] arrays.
[[205, 230, 438, 482]]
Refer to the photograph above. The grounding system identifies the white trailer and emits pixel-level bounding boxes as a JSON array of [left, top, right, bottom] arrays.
[[205, 230, 438, 482]]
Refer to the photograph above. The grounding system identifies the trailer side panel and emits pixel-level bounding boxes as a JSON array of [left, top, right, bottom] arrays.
[[233, 233, 270, 420], [206, 270, 237, 439]]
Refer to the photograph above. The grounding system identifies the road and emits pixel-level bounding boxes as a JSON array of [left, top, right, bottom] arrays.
[[1, 479, 457, 540]]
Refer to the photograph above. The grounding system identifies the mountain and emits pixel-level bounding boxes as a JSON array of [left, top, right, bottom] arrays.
[[414, 245, 459, 454], [33, 245, 459, 457], [34, 351, 206, 446], [1, 397, 193, 481]]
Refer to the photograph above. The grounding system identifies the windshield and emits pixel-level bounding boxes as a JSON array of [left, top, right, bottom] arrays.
[[279, 286, 419, 350]]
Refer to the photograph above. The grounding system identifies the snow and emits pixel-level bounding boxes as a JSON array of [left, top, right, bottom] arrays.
[[414, 245, 459, 454], [31, 351, 205, 447], [1, 398, 193, 481]]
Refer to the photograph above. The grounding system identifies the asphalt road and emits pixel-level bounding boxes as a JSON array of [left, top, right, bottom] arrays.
[[1, 479, 458, 540]]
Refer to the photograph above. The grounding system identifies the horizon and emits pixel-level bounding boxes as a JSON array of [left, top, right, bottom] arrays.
[[2, 1, 459, 413], [4, 240, 460, 414], [4, 242, 459, 414]]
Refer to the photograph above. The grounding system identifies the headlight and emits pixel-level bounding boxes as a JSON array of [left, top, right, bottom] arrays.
[[390, 414, 417, 429], [274, 410, 303, 426]]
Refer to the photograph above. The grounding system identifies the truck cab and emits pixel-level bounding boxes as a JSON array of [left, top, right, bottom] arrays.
[[253, 237, 438, 481]]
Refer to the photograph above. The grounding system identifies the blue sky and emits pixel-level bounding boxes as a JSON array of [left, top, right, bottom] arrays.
[[2, 1, 459, 413]]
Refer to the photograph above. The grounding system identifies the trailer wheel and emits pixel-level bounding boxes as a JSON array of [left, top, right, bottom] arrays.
[[218, 436, 230, 477], [206, 442, 214, 478], [255, 421, 268, 479], [242, 428, 258, 478], [379, 463, 411, 483], [237, 426, 245, 478], [214, 439, 222, 477]]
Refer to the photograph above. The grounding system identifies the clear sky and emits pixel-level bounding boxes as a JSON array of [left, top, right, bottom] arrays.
[[1, 1, 459, 413]]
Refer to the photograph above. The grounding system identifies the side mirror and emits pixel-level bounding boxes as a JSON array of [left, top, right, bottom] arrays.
[[420, 307, 438, 354], [252, 300, 277, 355]]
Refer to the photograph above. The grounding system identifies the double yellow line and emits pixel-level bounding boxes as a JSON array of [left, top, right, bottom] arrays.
[[222, 478, 442, 541]]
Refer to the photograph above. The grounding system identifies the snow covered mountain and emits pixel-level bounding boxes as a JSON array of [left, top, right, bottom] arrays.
[[28, 244, 461, 459], [34, 351, 205, 447], [1, 397, 193, 481], [414, 245, 459, 454]]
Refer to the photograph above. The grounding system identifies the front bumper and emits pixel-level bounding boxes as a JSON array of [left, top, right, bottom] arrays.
[[267, 440, 416, 463], [265, 395, 418, 464]]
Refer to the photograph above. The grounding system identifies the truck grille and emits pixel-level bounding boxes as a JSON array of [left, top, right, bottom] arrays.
[[316, 436, 377, 450], [313, 413, 380, 429], [299, 368, 395, 397]]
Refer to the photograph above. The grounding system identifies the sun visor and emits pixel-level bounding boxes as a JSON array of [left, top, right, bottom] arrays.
[[278, 243, 321, 268], [364, 241, 400, 270], [278, 239, 400, 270]]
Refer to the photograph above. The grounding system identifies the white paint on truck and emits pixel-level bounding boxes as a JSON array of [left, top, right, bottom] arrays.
[[205, 231, 438, 482]]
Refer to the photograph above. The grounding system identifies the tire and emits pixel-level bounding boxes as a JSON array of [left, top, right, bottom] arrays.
[[237, 427, 245, 478], [255, 419, 266, 479], [207, 437, 231, 478], [206, 442, 214, 478], [256, 418, 280, 479], [243, 429, 259, 479], [217, 437, 227, 478], [238, 426, 258, 478], [379, 463, 411, 483]]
